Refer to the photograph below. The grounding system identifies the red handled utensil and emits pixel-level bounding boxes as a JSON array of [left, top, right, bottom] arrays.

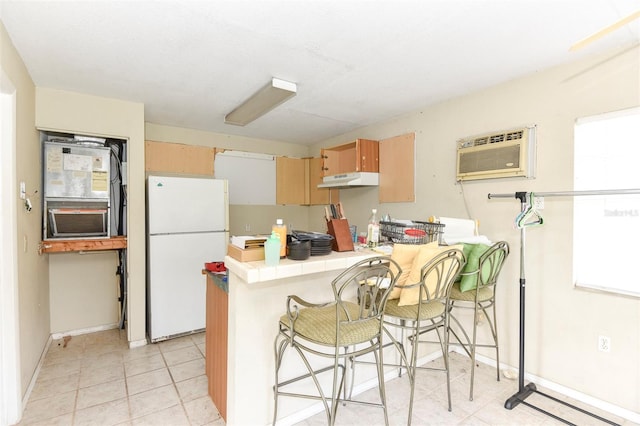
[[404, 228, 426, 237]]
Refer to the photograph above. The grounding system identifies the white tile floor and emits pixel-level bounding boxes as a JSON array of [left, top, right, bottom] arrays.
[[17, 328, 634, 426], [18, 329, 222, 426], [298, 353, 634, 426]]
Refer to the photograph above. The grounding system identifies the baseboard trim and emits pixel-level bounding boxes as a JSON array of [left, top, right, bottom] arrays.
[[50, 323, 119, 340], [21, 335, 53, 413], [128, 338, 148, 349], [452, 347, 640, 424]]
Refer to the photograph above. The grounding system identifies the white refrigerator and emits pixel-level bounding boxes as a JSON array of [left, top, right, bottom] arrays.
[[146, 175, 229, 342]]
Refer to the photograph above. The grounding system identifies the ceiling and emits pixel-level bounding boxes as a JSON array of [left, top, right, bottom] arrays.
[[1, 1, 638, 146]]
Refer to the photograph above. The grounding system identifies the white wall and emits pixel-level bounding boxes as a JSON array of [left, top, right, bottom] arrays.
[[312, 45, 640, 414]]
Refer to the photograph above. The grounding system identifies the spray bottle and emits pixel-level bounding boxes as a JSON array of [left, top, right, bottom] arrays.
[[272, 219, 287, 258]]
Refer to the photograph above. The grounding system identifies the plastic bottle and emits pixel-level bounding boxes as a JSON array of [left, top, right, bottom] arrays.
[[272, 219, 287, 258], [264, 231, 281, 266], [366, 208, 379, 247]]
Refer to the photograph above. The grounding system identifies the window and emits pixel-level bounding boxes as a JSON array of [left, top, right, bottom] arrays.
[[573, 107, 640, 297]]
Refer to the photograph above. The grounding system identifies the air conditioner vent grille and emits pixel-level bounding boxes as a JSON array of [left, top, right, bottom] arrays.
[[456, 125, 536, 181], [506, 130, 524, 141], [460, 129, 526, 148], [458, 145, 520, 174]]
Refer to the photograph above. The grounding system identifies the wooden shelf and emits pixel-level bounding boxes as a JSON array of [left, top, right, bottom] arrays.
[[39, 236, 127, 254]]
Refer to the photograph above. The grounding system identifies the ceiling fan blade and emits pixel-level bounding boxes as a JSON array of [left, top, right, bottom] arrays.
[[570, 10, 640, 51]]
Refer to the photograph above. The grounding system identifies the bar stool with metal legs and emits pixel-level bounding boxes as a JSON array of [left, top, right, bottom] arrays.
[[448, 241, 510, 401], [272, 256, 401, 426], [382, 247, 466, 424]]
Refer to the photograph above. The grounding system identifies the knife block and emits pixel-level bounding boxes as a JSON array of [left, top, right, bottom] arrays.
[[327, 219, 354, 252]]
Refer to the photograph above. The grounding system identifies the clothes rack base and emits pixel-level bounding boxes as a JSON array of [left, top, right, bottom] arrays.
[[488, 189, 640, 426]]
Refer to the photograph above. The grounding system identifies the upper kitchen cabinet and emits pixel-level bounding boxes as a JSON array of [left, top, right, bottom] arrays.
[[320, 139, 379, 176], [145, 140, 216, 175], [318, 134, 415, 203], [306, 157, 339, 205], [276, 156, 305, 205], [378, 133, 415, 203], [276, 157, 339, 205]]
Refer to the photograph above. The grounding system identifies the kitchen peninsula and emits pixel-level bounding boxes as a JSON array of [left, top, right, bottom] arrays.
[[205, 248, 393, 425]]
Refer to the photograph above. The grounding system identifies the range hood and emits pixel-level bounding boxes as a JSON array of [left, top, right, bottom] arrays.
[[317, 172, 379, 189]]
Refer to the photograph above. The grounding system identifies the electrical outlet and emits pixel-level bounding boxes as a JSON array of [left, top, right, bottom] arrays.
[[245, 224, 251, 232], [534, 196, 544, 210], [598, 335, 611, 352]]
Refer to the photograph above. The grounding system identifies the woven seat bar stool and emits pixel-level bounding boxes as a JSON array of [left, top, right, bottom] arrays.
[[448, 241, 509, 401], [382, 247, 466, 424], [272, 256, 401, 426]]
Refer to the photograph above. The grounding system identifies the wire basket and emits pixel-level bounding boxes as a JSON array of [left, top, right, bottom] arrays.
[[379, 220, 445, 245]]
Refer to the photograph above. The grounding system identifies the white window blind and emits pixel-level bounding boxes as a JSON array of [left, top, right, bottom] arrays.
[[573, 107, 640, 297]]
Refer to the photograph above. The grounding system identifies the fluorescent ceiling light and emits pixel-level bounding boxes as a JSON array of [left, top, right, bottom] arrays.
[[224, 78, 297, 126]]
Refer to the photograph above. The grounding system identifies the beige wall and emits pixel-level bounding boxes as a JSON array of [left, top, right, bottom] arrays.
[[145, 123, 313, 236], [4, 12, 638, 415], [1, 21, 50, 400], [312, 45, 640, 413], [49, 252, 120, 333], [145, 122, 311, 158], [36, 87, 146, 345]]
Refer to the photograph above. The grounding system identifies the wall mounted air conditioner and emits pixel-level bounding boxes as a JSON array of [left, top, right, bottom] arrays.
[[456, 125, 536, 182]]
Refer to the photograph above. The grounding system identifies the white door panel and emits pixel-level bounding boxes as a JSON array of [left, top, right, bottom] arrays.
[[147, 176, 228, 234], [147, 231, 227, 341]]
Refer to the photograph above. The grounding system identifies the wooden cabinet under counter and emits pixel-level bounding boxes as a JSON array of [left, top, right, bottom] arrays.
[[204, 271, 228, 422]]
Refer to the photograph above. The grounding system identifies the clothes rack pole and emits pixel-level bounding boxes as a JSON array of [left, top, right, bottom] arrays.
[[487, 188, 640, 426]]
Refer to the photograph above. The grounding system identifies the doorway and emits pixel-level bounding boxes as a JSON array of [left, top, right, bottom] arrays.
[[0, 71, 22, 425]]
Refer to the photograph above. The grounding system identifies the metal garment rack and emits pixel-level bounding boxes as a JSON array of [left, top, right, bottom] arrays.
[[487, 188, 640, 426]]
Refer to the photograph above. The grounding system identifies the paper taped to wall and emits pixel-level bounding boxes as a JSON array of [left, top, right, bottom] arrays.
[[430, 216, 492, 245]]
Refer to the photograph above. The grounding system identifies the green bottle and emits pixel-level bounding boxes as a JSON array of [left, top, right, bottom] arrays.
[[264, 231, 281, 266]]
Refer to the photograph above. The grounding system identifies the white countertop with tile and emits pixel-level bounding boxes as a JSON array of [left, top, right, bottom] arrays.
[[224, 246, 383, 284], [220, 245, 396, 426]]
